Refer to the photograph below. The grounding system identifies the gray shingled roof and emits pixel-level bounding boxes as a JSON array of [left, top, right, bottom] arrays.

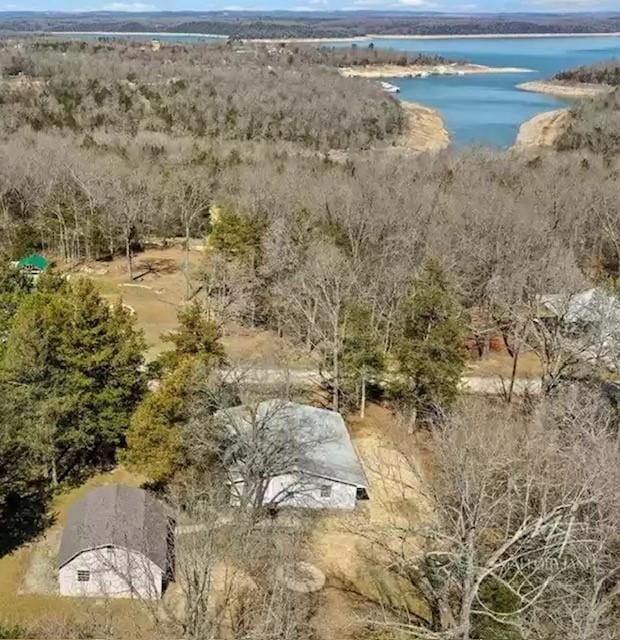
[[214, 401, 368, 488], [58, 485, 169, 571]]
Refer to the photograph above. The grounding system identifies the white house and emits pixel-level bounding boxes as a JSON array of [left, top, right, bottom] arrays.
[[214, 400, 369, 511], [58, 485, 171, 599], [540, 288, 620, 371]]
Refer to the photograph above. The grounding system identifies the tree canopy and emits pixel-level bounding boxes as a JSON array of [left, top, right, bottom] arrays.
[[392, 260, 467, 423]]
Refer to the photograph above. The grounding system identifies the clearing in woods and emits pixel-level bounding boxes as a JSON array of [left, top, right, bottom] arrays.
[[81, 245, 309, 366], [80, 245, 541, 378]]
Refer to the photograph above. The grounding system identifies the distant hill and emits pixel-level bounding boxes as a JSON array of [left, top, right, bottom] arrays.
[[1, 11, 620, 39]]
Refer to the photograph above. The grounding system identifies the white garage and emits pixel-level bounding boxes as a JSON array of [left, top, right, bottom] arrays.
[[58, 485, 171, 599]]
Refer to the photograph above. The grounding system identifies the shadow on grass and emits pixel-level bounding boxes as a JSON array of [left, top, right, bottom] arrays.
[[133, 258, 179, 280], [0, 485, 54, 558]]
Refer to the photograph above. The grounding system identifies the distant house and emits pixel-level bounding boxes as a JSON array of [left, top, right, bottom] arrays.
[[16, 253, 49, 276], [58, 485, 172, 599], [214, 400, 369, 511], [540, 288, 620, 371]]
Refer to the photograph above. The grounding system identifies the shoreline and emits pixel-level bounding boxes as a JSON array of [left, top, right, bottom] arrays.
[[398, 100, 450, 153], [368, 32, 620, 40], [341, 62, 532, 78], [513, 108, 570, 149], [45, 31, 620, 43], [517, 79, 614, 99]]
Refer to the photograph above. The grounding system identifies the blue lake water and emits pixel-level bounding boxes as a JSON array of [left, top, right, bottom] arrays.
[[62, 32, 620, 148], [344, 36, 620, 148]]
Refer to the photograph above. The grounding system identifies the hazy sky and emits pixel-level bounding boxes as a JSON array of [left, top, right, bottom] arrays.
[[2, 0, 618, 16]]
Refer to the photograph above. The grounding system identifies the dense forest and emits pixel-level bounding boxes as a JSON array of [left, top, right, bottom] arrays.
[[1, 11, 620, 38], [1, 37, 620, 640], [556, 88, 620, 154], [0, 40, 406, 150], [291, 44, 456, 67], [552, 61, 620, 154]]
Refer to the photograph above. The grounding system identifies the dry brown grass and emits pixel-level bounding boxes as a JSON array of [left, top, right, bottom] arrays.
[[468, 349, 542, 379], [72, 246, 309, 366], [308, 404, 434, 639]]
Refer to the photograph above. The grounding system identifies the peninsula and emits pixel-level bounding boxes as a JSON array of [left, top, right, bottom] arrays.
[[341, 62, 533, 79]]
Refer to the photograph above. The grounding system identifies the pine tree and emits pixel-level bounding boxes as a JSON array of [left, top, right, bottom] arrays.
[[123, 360, 192, 483], [0, 265, 32, 348], [393, 260, 467, 425], [0, 383, 51, 554], [125, 303, 228, 482], [159, 301, 226, 373], [1, 276, 146, 484], [341, 302, 384, 418], [209, 208, 263, 260]]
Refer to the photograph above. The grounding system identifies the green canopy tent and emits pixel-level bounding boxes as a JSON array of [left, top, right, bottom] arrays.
[[17, 253, 50, 274]]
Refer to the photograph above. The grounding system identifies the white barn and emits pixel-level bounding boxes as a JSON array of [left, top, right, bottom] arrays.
[[58, 485, 171, 599], [215, 401, 369, 510]]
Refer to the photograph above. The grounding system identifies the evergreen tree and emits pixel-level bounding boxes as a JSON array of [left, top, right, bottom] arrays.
[[125, 304, 230, 482], [0, 265, 32, 348], [1, 275, 145, 484], [159, 302, 226, 373], [341, 302, 384, 418], [123, 360, 192, 483], [124, 363, 236, 483], [0, 384, 51, 554], [209, 208, 264, 260], [393, 260, 467, 424]]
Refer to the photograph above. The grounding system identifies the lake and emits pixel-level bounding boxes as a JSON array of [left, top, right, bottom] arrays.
[[349, 36, 620, 148], [59, 32, 620, 148]]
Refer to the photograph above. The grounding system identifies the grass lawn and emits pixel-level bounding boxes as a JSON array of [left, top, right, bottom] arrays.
[[82, 246, 312, 367], [468, 349, 543, 379], [0, 468, 154, 638]]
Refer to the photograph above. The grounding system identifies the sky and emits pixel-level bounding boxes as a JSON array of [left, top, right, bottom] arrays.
[[2, 0, 619, 16]]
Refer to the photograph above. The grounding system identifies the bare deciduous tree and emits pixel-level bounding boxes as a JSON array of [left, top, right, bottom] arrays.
[[363, 393, 620, 640]]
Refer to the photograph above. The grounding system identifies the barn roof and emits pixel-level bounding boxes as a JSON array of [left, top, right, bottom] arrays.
[[58, 485, 168, 571], [214, 400, 368, 488]]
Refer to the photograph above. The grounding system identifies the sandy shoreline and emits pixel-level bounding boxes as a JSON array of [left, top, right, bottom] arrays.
[[341, 62, 532, 78], [513, 108, 571, 149], [398, 101, 450, 152], [517, 79, 614, 99]]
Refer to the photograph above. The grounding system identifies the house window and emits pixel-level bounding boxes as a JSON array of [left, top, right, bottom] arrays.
[[320, 484, 332, 498], [77, 570, 90, 582]]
